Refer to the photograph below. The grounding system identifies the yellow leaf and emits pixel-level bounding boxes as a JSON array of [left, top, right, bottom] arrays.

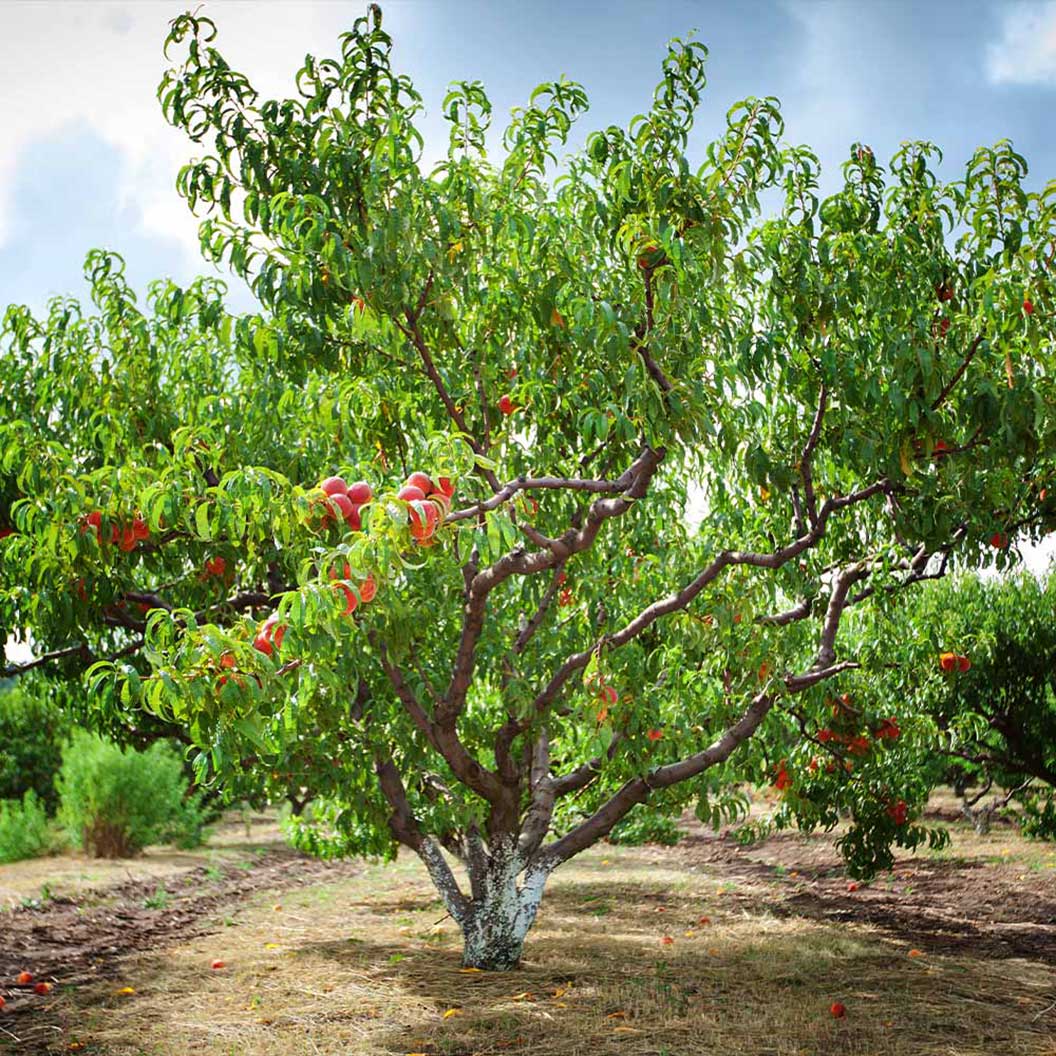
[[116, 986, 136, 996], [447, 240, 464, 262], [550, 307, 566, 328], [264, 943, 280, 949], [613, 1026, 641, 1033], [683, 930, 695, 938], [759, 485, 770, 502], [458, 967, 483, 974], [510, 991, 534, 1001], [552, 986, 569, 999], [554, 1001, 567, 1008], [899, 438, 914, 477], [442, 1008, 462, 1019]]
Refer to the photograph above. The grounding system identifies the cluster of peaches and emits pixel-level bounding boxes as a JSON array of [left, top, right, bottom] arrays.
[[0, 970, 52, 1006], [80, 510, 149, 552]]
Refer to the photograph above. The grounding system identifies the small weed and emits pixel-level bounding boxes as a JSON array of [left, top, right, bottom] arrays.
[[143, 885, 171, 910]]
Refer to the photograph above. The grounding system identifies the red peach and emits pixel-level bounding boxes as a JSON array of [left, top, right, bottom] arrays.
[[333, 582, 359, 616], [397, 485, 426, 502], [329, 493, 355, 521], [16, 971, 33, 985], [830, 1002, 846, 1018], [1023, 298, 1034, 315], [347, 480, 372, 504], [320, 476, 348, 497], [435, 477, 455, 499], [359, 575, 377, 603], [498, 394, 515, 416], [406, 471, 433, 494], [33, 982, 52, 995]]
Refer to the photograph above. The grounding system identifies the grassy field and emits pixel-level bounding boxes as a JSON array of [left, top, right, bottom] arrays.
[[1, 800, 1054, 1056]]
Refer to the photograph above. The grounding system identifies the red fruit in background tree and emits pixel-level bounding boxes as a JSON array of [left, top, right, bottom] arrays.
[[847, 736, 870, 756], [939, 652, 957, 672], [16, 971, 33, 985], [436, 477, 455, 499], [874, 718, 900, 740], [939, 317, 950, 336], [557, 587, 573, 607], [989, 531, 1008, 549], [498, 394, 515, 415], [773, 765, 792, 791], [82, 510, 103, 541], [34, 982, 52, 995], [328, 493, 355, 521], [597, 685, 618, 706], [132, 515, 149, 541], [333, 581, 359, 616], [886, 799, 908, 825], [406, 471, 433, 494], [205, 556, 226, 577], [258, 615, 287, 650], [347, 480, 372, 504], [830, 1002, 846, 1019], [507, 366, 517, 379], [958, 654, 971, 672], [0, 527, 13, 539], [647, 728, 664, 742], [933, 439, 949, 454], [320, 476, 348, 497], [118, 526, 137, 552], [359, 574, 377, 603], [1023, 298, 1034, 315], [556, 570, 567, 586], [346, 504, 362, 531], [397, 484, 426, 502], [936, 283, 953, 302], [817, 728, 834, 742], [220, 652, 236, 669], [253, 635, 273, 656]]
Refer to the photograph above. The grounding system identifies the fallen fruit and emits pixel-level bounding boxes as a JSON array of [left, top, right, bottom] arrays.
[[16, 971, 33, 985], [830, 1001, 846, 1018], [34, 982, 52, 995], [661, 935, 674, 945], [211, 960, 225, 970]]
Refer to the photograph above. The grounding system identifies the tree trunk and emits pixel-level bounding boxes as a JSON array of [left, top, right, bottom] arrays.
[[459, 842, 550, 970]]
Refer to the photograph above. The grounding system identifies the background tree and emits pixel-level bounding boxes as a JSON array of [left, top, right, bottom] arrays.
[[2, 7, 1054, 968], [865, 572, 1056, 835]]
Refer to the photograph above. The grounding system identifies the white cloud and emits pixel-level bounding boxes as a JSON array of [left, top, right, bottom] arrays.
[[0, 2, 383, 262], [986, 1, 1056, 85]]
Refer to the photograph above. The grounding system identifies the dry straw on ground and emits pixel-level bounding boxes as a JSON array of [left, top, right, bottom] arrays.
[[40, 827, 1056, 1056]]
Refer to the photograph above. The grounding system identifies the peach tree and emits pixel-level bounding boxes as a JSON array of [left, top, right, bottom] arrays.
[[2, 7, 1054, 968]]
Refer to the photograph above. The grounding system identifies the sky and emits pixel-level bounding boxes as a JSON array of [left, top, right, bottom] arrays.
[[0, 0, 1053, 604]]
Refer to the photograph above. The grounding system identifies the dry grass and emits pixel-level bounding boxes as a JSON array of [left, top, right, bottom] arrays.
[[0, 814, 283, 908], [44, 841, 1056, 1056]]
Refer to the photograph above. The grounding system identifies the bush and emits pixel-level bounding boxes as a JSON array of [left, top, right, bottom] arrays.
[[1020, 790, 1056, 841], [56, 731, 208, 857], [608, 809, 683, 847], [0, 790, 52, 863], [0, 683, 72, 811]]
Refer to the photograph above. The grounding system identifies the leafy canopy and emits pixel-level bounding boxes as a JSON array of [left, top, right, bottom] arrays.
[[1, 6, 1054, 887]]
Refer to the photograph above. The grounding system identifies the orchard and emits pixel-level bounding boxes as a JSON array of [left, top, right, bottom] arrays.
[[1, 2, 1054, 980]]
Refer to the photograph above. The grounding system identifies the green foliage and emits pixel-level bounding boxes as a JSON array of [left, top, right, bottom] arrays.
[[1020, 790, 1056, 841], [0, 681, 71, 811], [608, 809, 682, 847], [1, 5, 1054, 917], [56, 731, 209, 857], [0, 790, 52, 864]]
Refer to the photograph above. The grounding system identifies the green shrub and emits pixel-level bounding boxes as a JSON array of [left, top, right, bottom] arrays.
[[608, 809, 683, 847], [1020, 790, 1056, 841], [0, 683, 72, 811], [56, 731, 209, 857], [0, 790, 52, 863]]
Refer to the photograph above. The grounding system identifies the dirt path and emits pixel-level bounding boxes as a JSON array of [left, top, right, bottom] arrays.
[[661, 814, 1056, 966], [0, 846, 361, 1022]]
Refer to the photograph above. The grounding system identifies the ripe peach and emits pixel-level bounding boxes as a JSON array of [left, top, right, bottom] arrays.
[[33, 982, 52, 995], [333, 582, 359, 616], [1023, 298, 1034, 315], [939, 652, 957, 673], [220, 652, 236, 670], [406, 471, 433, 494], [320, 476, 348, 497], [436, 477, 455, 499], [118, 526, 137, 552], [205, 556, 226, 577], [989, 531, 1008, 549], [397, 484, 426, 503], [647, 728, 664, 742], [359, 575, 377, 603], [16, 971, 33, 985], [347, 480, 372, 504], [253, 636, 274, 656], [211, 960, 225, 970], [830, 1001, 846, 1018], [498, 394, 515, 415], [328, 493, 355, 521]]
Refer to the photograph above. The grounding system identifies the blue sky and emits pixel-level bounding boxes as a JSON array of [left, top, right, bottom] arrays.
[[1, 1, 1054, 314]]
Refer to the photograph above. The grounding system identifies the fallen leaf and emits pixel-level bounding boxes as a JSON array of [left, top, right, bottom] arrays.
[[273, 904, 282, 911], [442, 1007, 462, 1019], [510, 992, 534, 1002], [552, 986, 569, 999], [708, 948, 720, 956], [613, 1026, 641, 1034], [458, 967, 483, 974], [554, 1001, 567, 1008], [264, 943, 281, 950], [661, 936, 674, 945], [116, 986, 136, 996], [601, 859, 611, 865], [606, 1010, 627, 1019], [683, 930, 695, 938]]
